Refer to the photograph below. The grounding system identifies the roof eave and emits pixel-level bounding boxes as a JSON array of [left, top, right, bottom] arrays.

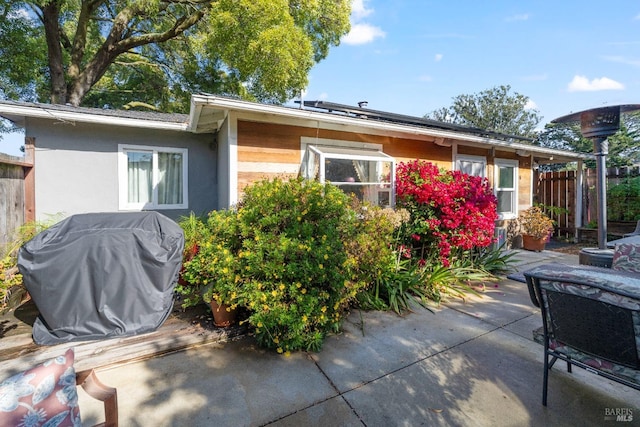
[[0, 103, 189, 132], [190, 95, 592, 163]]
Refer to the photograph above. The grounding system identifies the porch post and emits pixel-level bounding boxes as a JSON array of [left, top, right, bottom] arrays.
[[575, 160, 584, 240], [23, 137, 35, 222]]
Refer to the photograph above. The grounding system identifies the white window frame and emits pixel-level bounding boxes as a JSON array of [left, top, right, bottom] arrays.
[[118, 144, 188, 210], [455, 154, 487, 178], [494, 158, 519, 220], [300, 137, 395, 207]]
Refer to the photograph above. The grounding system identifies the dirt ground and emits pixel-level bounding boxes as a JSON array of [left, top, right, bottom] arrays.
[[545, 239, 591, 255]]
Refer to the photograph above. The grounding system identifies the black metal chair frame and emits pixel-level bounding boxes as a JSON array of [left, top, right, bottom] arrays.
[[525, 266, 640, 406]]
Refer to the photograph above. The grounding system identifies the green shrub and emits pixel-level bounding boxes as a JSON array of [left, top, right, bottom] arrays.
[[608, 177, 640, 221], [1, 219, 58, 314], [238, 177, 358, 353], [178, 177, 365, 353], [177, 210, 243, 309]]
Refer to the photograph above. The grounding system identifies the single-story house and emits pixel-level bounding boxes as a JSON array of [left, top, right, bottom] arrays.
[[0, 95, 592, 246]]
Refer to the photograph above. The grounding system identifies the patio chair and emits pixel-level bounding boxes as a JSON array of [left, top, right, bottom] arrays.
[[0, 348, 118, 426], [624, 220, 640, 237], [523, 259, 640, 406], [76, 369, 119, 427]]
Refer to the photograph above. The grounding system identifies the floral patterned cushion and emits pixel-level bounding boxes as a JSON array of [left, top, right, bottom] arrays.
[[613, 244, 640, 273], [0, 348, 81, 427], [533, 327, 640, 385], [525, 263, 640, 387]]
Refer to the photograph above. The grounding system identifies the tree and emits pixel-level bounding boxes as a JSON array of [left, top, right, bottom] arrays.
[[535, 112, 640, 168], [428, 85, 542, 139], [0, 0, 351, 111]]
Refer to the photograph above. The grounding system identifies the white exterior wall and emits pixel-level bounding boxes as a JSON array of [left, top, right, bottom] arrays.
[[27, 118, 217, 221], [216, 114, 232, 209]]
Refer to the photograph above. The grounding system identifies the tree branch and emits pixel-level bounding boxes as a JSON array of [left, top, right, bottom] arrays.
[[66, 3, 206, 106], [69, 0, 106, 80]]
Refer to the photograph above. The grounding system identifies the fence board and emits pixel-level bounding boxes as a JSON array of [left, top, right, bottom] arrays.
[[535, 166, 640, 240], [0, 162, 25, 252], [0, 153, 32, 255]]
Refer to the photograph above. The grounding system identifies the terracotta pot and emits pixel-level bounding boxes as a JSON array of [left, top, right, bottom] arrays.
[[522, 234, 546, 252], [209, 300, 238, 327]]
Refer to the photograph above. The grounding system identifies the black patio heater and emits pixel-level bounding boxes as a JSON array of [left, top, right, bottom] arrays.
[[552, 104, 640, 267]]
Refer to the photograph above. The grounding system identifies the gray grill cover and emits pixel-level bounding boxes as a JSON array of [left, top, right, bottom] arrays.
[[18, 212, 184, 345]]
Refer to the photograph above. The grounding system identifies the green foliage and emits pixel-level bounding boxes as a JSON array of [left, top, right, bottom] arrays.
[[360, 255, 432, 315], [176, 211, 243, 309], [418, 263, 487, 304], [238, 177, 357, 353], [1, 218, 58, 313], [1, 0, 351, 109], [344, 203, 417, 314], [177, 172, 510, 352], [428, 85, 542, 139], [463, 245, 517, 276], [536, 113, 640, 168], [0, 4, 46, 101], [608, 177, 640, 221], [178, 177, 360, 353]]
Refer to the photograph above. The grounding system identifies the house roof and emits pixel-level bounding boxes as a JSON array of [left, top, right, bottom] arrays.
[[188, 94, 593, 164], [0, 96, 592, 164], [0, 100, 189, 131], [298, 100, 535, 143]]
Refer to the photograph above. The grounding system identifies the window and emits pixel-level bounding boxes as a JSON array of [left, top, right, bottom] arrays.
[[494, 159, 518, 219], [118, 145, 188, 210], [455, 155, 486, 177], [300, 144, 395, 208]]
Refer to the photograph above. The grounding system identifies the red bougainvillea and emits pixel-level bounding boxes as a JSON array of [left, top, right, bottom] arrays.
[[395, 160, 498, 266]]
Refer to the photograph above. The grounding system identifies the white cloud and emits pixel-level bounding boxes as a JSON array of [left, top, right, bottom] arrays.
[[505, 13, 530, 22], [343, 0, 384, 45], [525, 100, 538, 110], [318, 92, 329, 100], [351, 0, 374, 20], [342, 23, 386, 45], [418, 75, 432, 82], [567, 75, 625, 92], [434, 53, 443, 62], [634, 13, 640, 20]]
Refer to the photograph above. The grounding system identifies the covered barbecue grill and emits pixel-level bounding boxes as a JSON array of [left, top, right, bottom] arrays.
[[18, 211, 184, 345]]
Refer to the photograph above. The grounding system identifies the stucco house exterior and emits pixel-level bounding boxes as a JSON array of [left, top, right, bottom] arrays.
[[0, 95, 591, 244]]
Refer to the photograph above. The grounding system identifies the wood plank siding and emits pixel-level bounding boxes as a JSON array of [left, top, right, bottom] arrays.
[[236, 120, 455, 195], [235, 120, 532, 219]]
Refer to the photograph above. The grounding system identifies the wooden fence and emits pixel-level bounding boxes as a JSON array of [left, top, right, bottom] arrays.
[[0, 142, 34, 253], [535, 166, 640, 240]]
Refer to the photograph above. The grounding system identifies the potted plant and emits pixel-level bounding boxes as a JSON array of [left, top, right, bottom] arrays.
[[518, 206, 555, 251], [177, 211, 243, 327]]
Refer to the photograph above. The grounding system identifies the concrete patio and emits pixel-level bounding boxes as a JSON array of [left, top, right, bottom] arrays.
[[66, 249, 639, 426]]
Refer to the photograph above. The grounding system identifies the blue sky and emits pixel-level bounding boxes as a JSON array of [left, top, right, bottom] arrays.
[[300, 0, 639, 122], [2, 0, 638, 156]]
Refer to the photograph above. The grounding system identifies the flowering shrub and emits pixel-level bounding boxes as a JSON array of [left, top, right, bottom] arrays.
[[178, 210, 244, 309], [178, 177, 364, 353], [395, 160, 498, 266], [238, 177, 360, 353]]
